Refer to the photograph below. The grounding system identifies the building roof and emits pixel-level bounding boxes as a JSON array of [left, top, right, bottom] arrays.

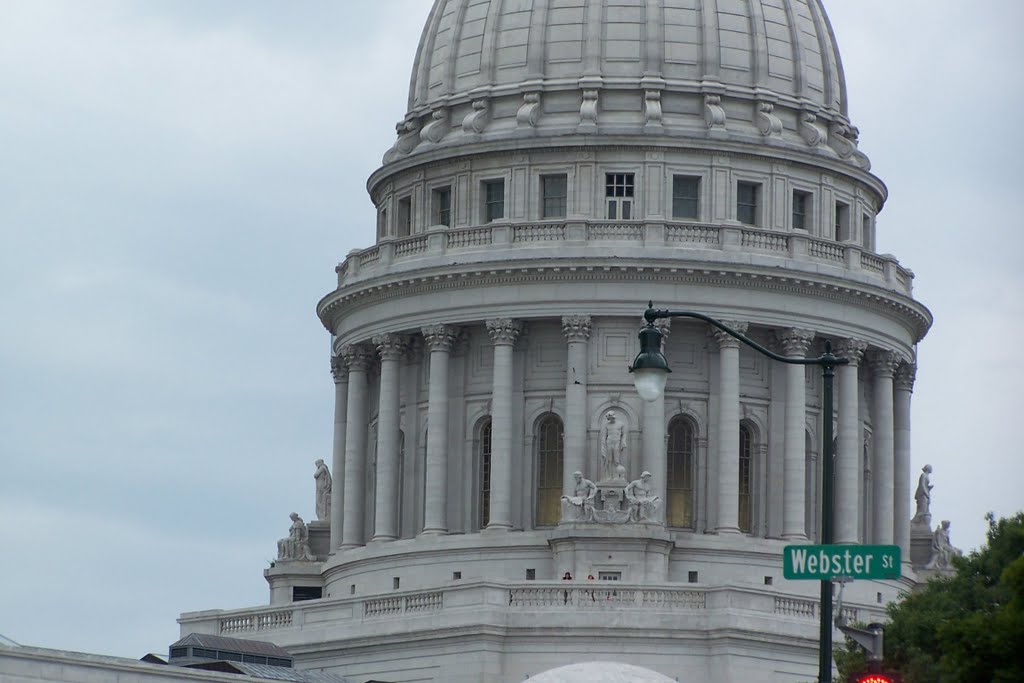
[[171, 634, 292, 659], [188, 661, 351, 683]]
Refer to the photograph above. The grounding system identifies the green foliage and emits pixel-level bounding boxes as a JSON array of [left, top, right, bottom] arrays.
[[836, 512, 1024, 683]]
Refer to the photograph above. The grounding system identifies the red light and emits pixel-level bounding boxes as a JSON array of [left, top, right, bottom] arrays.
[[855, 676, 893, 683]]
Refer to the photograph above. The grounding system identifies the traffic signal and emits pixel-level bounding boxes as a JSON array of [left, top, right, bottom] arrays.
[[853, 673, 895, 683]]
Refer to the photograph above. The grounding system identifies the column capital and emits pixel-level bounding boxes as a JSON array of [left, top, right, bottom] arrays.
[[422, 324, 458, 352], [561, 315, 592, 342], [894, 361, 917, 392], [373, 333, 407, 361], [486, 318, 523, 346], [330, 355, 348, 384], [868, 350, 900, 378], [341, 344, 375, 371], [709, 320, 748, 349], [775, 327, 815, 357], [835, 338, 868, 364]]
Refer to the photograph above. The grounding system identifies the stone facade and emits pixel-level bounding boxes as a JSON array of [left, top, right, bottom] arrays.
[[180, 2, 931, 681]]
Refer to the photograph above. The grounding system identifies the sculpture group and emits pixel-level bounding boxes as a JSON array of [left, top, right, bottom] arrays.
[[910, 464, 962, 572], [562, 414, 661, 525]]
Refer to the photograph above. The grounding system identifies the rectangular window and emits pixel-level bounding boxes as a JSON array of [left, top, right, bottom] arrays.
[[292, 586, 323, 602], [792, 190, 811, 231], [835, 200, 850, 240], [526, 568, 536, 580], [672, 175, 700, 219], [861, 213, 872, 249], [397, 197, 412, 237], [598, 571, 621, 581], [432, 186, 451, 227], [378, 207, 388, 238], [483, 179, 505, 222], [737, 182, 760, 226], [541, 174, 568, 218], [605, 173, 634, 219]]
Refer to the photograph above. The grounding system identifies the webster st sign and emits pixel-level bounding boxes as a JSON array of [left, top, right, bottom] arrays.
[[783, 544, 901, 581]]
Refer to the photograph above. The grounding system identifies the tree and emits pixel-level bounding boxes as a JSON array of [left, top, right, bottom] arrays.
[[836, 512, 1024, 683]]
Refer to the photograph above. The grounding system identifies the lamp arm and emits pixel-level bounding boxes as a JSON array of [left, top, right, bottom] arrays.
[[644, 306, 848, 368]]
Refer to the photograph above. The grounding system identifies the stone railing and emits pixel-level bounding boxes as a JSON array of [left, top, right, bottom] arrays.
[[335, 220, 914, 296], [179, 581, 881, 641]]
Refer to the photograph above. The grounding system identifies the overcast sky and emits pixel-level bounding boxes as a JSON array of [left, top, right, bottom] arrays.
[[1, 0, 1021, 660]]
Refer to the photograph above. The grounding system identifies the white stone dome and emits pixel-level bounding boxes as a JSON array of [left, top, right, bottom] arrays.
[[408, 0, 845, 113], [529, 661, 677, 683]]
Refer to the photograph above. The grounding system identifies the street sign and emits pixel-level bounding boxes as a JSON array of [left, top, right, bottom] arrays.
[[783, 544, 901, 580]]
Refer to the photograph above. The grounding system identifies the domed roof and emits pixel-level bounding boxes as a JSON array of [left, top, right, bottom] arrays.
[[529, 661, 677, 682], [408, 0, 846, 115]]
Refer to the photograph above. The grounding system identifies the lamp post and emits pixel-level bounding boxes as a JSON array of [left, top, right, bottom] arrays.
[[630, 302, 847, 683]]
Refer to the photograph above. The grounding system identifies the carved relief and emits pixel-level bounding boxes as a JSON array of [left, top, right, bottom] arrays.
[[579, 89, 599, 130], [835, 338, 868, 364], [341, 344, 375, 372], [383, 117, 422, 163], [895, 361, 917, 392], [420, 108, 449, 144], [868, 350, 900, 378], [599, 410, 629, 482], [485, 318, 522, 345], [704, 95, 726, 130], [373, 333, 407, 362], [516, 92, 541, 128], [276, 512, 315, 562], [755, 101, 782, 137], [710, 321, 749, 349], [829, 122, 871, 170], [776, 328, 815, 357], [462, 99, 490, 134], [422, 324, 458, 352], [561, 315, 592, 342], [330, 355, 347, 383]]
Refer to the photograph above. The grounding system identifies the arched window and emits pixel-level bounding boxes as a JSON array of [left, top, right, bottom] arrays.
[[479, 419, 492, 529], [738, 424, 753, 533], [535, 414, 564, 527], [666, 416, 696, 528]]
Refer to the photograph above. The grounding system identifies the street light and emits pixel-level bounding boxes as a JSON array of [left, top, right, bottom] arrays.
[[629, 302, 848, 683]]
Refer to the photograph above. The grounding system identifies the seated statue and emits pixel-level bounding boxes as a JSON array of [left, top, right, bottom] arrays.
[[277, 512, 316, 561], [925, 519, 961, 570], [625, 471, 661, 523], [561, 471, 597, 522]]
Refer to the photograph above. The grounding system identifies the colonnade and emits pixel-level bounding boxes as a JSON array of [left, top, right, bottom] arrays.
[[327, 317, 917, 558]]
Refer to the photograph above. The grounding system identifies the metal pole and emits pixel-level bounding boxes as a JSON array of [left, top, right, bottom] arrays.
[[819, 344, 836, 683]]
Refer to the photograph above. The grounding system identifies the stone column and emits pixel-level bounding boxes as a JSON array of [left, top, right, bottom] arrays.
[[329, 355, 348, 552], [421, 324, 457, 535], [642, 318, 670, 510], [778, 328, 815, 540], [486, 318, 522, 529], [561, 316, 591, 496], [340, 344, 374, 549], [870, 351, 899, 545], [712, 321, 747, 534], [372, 333, 405, 542], [893, 362, 916, 560], [835, 338, 867, 544]]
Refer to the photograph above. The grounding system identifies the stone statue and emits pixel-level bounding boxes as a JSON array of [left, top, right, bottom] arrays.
[[625, 471, 661, 523], [925, 520, 961, 570], [314, 459, 332, 521], [913, 464, 933, 523], [599, 412, 627, 481], [561, 471, 597, 522], [277, 512, 315, 561]]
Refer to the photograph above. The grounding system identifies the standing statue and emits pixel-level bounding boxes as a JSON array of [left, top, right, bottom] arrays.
[[277, 512, 315, 561], [561, 471, 597, 522], [625, 471, 661, 523], [913, 464, 933, 523], [599, 412, 627, 481], [925, 520, 961, 570], [314, 459, 332, 521]]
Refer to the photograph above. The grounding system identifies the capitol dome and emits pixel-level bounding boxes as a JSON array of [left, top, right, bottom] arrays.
[[529, 661, 678, 682], [182, 1, 932, 681], [385, 0, 864, 170]]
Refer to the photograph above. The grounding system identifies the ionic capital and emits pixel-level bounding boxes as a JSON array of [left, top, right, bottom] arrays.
[[835, 338, 868, 364], [486, 318, 522, 346], [775, 327, 815, 357], [710, 320, 748, 349], [561, 315, 592, 342], [422, 324, 458, 353], [372, 333, 407, 362], [894, 361, 917, 392], [341, 344, 375, 372], [868, 350, 900, 378], [330, 355, 347, 384]]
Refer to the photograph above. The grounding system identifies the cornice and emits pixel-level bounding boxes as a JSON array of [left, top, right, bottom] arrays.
[[318, 260, 932, 345]]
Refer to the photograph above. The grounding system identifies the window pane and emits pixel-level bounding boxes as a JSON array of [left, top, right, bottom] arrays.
[[484, 180, 504, 222], [672, 176, 699, 219], [535, 415, 564, 526], [542, 175, 567, 218], [621, 200, 631, 220], [737, 183, 759, 225], [739, 425, 752, 533], [607, 200, 617, 219], [434, 187, 451, 227], [667, 417, 695, 527], [480, 420, 492, 528], [793, 191, 809, 231]]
